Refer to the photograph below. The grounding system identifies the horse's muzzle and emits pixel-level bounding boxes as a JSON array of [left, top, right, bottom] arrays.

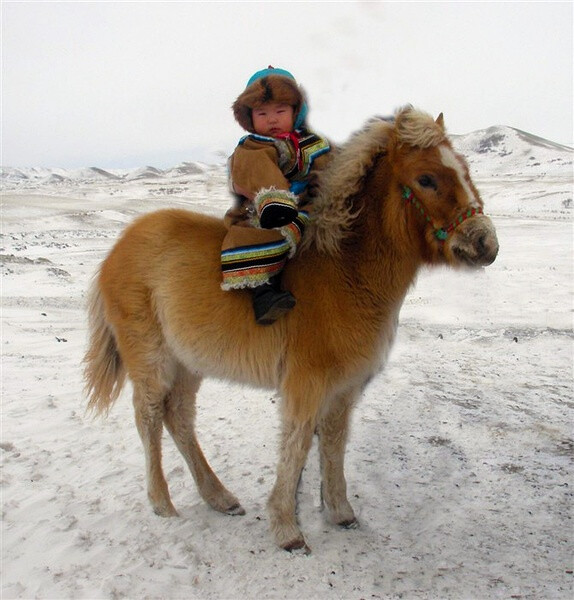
[[450, 215, 499, 267]]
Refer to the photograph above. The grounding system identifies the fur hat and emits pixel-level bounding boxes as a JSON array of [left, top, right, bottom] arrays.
[[233, 66, 309, 133]]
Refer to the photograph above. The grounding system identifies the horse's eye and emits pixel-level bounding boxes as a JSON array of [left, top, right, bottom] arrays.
[[417, 175, 437, 190]]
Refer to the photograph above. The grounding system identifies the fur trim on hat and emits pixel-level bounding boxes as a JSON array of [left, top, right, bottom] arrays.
[[233, 74, 307, 133]]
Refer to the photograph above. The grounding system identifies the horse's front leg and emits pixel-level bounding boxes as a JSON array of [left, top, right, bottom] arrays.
[[268, 417, 315, 552], [317, 389, 359, 528]]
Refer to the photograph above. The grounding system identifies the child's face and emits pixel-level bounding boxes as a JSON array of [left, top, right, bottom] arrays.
[[252, 102, 295, 137]]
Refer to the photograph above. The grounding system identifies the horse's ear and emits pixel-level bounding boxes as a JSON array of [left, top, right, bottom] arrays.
[[436, 113, 445, 129]]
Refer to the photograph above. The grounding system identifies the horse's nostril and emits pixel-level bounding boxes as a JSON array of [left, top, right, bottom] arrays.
[[477, 234, 486, 252]]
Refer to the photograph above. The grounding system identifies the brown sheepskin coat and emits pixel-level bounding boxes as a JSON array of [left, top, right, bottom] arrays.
[[223, 135, 333, 251]]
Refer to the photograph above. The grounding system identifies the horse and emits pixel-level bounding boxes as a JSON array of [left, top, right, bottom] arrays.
[[84, 107, 499, 553]]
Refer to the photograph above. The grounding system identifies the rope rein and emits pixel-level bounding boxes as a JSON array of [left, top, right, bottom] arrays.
[[402, 186, 483, 241]]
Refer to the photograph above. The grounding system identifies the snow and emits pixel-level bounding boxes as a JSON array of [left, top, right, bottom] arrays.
[[1, 126, 573, 599]]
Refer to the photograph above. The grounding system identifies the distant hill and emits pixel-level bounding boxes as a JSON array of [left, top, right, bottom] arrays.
[[0, 161, 212, 187], [2, 126, 572, 188], [451, 125, 572, 178]]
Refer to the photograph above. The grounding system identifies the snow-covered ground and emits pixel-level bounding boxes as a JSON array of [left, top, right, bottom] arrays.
[[2, 126, 573, 599]]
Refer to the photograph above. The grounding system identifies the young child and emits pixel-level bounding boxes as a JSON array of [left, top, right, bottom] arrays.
[[221, 66, 332, 325]]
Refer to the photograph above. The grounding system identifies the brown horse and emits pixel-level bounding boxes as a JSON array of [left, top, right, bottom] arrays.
[[84, 107, 499, 553]]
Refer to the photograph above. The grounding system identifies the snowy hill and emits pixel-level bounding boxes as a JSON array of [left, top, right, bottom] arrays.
[[2, 125, 572, 190], [451, 126, 573, 178], [1, 165, 122, 184], [0, 161, 211, 188], [2, 124, 570, 224]]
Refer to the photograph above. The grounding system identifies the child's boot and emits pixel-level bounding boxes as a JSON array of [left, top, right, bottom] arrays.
[[253, 276, 296, 325]]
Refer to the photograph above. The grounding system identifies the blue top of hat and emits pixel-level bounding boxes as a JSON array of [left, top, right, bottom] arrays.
[[246, 66, 296, 87]]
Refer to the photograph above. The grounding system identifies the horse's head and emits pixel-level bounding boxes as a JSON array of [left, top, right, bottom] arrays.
[[307, 107, 498, 268], [388, 107, 499, 268]]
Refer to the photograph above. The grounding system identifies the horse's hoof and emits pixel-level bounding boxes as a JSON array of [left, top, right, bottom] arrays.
[[225, 503, 246, 516], [283, 538, 311, 555], [338, 517, 359, 529], [153, 504, 179, 518]]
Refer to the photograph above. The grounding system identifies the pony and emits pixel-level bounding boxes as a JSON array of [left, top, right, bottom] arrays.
[[84, 107, 499, 553]]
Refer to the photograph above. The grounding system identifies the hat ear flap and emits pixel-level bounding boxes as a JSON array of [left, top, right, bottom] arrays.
[[232, 99, 254, 132], [292, 84, 308, 129], [294, 101, 308, 129]]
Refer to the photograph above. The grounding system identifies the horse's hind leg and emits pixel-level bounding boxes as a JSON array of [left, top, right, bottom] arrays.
[[133, 382, 178, 517], [317, 389, 359, 528], [163, 366, 245, 516]]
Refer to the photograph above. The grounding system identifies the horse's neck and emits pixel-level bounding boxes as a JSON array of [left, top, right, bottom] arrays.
[[293, 205, 417, 333], [338, 172, 422, 303]]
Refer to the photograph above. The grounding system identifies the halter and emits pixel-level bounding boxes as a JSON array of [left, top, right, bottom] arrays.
[[402, 186, 483, 241]]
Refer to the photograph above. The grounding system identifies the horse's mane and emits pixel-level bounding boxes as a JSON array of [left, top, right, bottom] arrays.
[[304, 106, 446, 255]]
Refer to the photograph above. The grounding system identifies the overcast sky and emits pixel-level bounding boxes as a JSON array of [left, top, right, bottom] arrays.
[[2, 1, 572, 169]]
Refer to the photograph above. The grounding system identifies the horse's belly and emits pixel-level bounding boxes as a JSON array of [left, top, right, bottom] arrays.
[[158, 305, 284, 390]]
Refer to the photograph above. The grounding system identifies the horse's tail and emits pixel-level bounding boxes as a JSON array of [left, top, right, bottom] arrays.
[[83, 276, 126, 415]]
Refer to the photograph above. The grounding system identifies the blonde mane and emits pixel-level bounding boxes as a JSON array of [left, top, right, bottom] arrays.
[[395, 106, 447, 149], [306, 107, 446, 254]]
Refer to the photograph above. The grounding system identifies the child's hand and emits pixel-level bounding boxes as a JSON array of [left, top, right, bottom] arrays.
[[255, 189, 298, 229]]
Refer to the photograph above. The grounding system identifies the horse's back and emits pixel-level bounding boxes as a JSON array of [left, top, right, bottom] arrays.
[[106, 208, 223, 268], [99, 209, 223, 297]]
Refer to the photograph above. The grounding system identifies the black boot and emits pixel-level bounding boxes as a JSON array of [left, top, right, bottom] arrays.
[[253, 276, 296, 325]]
